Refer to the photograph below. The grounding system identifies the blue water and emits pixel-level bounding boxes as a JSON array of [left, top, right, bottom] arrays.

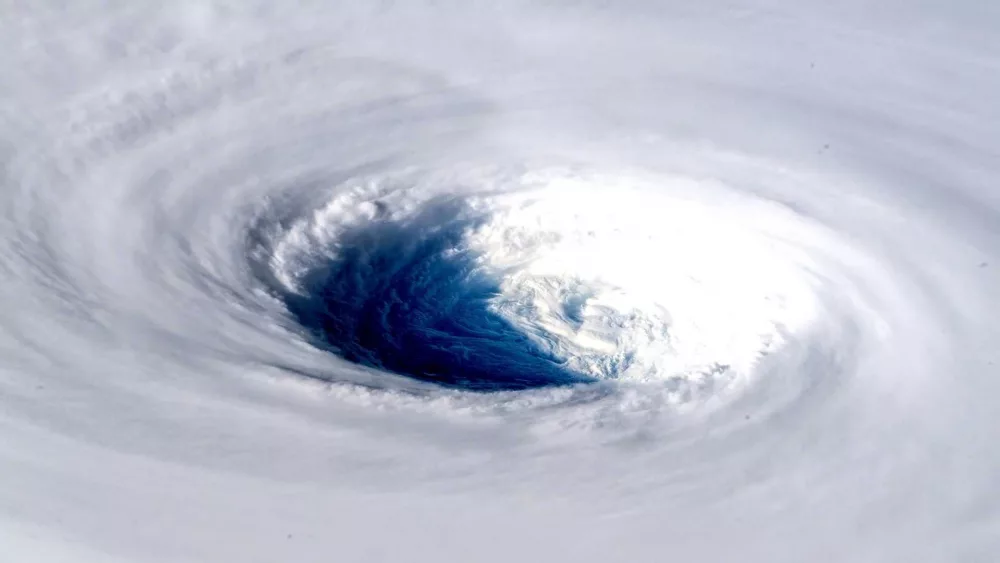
[[281, 200, 592, 391]]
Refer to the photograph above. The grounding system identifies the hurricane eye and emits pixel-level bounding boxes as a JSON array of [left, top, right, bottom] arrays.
[[258, 170, 828, 402]]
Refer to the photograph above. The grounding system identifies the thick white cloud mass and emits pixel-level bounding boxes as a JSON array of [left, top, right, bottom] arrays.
[[2, 2, 999, 562]]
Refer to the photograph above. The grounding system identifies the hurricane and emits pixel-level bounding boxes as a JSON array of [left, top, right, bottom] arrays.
[[3, 2, 999, 562]]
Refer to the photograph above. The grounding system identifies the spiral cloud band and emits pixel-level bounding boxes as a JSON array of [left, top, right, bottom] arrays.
[[2, 2, 999, 562]]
